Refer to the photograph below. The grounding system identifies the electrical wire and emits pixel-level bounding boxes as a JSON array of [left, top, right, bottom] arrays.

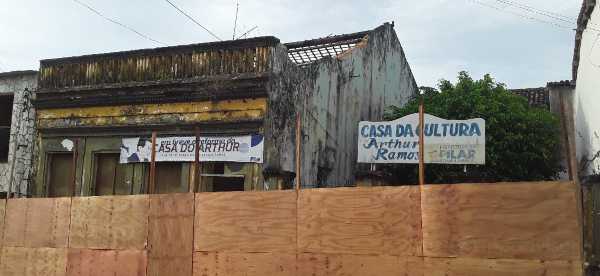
[[470, 0, 576, 31], [72, 0, 167, 46], [164, 0, 222, 41]]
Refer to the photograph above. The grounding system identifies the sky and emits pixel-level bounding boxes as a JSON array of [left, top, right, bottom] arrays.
[[0, 0, 583, 88]]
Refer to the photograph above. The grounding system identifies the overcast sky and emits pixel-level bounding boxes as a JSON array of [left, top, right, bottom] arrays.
[[0, 0, 582, 88]]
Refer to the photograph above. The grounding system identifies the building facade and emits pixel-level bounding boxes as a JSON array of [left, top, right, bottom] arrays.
[[0, 70, 37, 197], [32, 23, 417, 197], [574, 0, 600, 180]]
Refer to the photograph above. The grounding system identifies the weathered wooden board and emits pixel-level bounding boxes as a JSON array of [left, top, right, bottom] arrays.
[[69, 195, 149, 250], [421, 181, 581, 260], [0, 199, 5, 245], [3, 197, 71, 248], [194, 190, 297, 253], [0, 247, 67, 276], [66, 249, 147, 276], [297, 253, 423, 276], [423, 257, 582, 276], [298, 186, 422, 256], [193, 252, 296, 276], [148, 193, 194, 276]]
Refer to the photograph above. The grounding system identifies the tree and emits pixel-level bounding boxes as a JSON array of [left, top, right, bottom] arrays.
[[384, 72, 563, 184]]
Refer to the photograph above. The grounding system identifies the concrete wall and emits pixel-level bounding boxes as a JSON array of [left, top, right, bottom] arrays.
[[575, 4, 600, 177], [0, 71, 37, 195], [264, 23, 418, 188]]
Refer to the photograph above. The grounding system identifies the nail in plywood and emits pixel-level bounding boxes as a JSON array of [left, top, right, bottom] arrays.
[[0, 247, 67, 276], [423, 257, 582, 276], [3, 197, 71, 248], [69, 195, 149, 250], [147, 193, 194, 276], [421, 181, 581, 261], [66, 248, 147, 276], [192, 252, 296, 276], [297, 253, 424, 276], [194, 190, 297, 253], [298, 186, 422, 256]]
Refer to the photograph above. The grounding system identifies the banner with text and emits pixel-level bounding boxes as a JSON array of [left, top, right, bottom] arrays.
[[120, 135, 264, 164], [358, 113, 485, 164]]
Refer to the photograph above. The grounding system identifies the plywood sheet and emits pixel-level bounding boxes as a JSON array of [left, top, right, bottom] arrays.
[[194, 190, 296, 253], [193, 252, 296, 276], [297, 253, 423, 276], [298, 186, 422, 256], [421, 181, 581, 260], [424, 257, 582, 276], [69, 195, 149, 250], [3, 197, 71, 248], [0, 247, 67, 276], [66, 248, 147, 276], [0, 199, 6, 245], [148, 193, 194, 276]]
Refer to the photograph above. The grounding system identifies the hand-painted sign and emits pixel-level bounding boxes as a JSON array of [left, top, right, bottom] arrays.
[[358, 113, 485, 164], [120, 135, 264, 164]]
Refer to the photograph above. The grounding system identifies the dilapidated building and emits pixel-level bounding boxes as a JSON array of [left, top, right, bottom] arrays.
[[32, 22, 417, 197], [0, 70, 37, 197]]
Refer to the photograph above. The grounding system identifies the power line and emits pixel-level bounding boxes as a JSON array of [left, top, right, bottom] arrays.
[[237, 26, 258, 39], [470, 0, 576, 31], [493, 0, 576, 22], [164, 0, 222, 41], [72, 0, 167, 46]]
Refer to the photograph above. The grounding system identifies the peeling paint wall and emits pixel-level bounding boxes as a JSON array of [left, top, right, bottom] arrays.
[[0, 71, 37, 195], [265, 23, 418, 188]]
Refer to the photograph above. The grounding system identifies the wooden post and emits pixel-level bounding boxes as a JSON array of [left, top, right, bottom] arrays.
[[191, 127, 200, 193], [418, 99, 425, 187], [295, 113, 301, 191], [71, 139, 79, 197], [149, 132, 157, 194]]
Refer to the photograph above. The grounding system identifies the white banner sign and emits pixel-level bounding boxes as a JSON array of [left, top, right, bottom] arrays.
[[120, 135, 264, 164], [358, 113, 485, 164]]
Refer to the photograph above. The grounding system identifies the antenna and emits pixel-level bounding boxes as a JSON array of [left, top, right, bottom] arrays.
[[233, 1, 239, 40]]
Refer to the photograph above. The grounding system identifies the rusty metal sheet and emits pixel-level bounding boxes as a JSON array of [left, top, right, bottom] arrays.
[[0, 247, 67, 276], [66, 248, 147, 276], [3, 197, 71, 248], [193, 252, 296, 276], [69, 195, 149, 250], [194, 190, 297, 253], [147, 193, 194, 276]]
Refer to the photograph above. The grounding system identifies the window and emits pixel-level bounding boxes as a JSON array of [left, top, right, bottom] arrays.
[[200, 162, 246, 192], [154, 162, 190, 194], [0, 94, 13, 162], [93, 153, 132, 196], [46, 153, 73, 197]]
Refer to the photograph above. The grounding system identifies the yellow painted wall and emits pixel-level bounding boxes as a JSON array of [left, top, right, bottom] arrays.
[[37, 98, 267, 129]]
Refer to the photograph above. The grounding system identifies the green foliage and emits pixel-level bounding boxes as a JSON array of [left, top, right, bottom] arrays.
[[385, 72, 563, 183]]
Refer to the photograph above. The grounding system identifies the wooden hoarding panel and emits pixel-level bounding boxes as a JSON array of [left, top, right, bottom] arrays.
[[69, 195, 149, 250], [148, 193, 194, 276], [0, 247, 67, 276], [422, 181, 581, 260], [0, 199, 5, 245], [298, 186, 422, 256], [192, 252, 296, 276], [424, 257, 582, 276], [194, 190, 296, 253], [3, 198, 71, 248], [297, 253, 424, 276], [66, 248, 147, 276]]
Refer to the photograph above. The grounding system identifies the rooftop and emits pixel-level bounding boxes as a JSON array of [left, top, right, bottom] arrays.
[[284, 30, 369, 66]]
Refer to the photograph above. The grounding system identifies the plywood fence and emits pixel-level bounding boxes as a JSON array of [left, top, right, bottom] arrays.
[[0, 181, 582, 275]]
